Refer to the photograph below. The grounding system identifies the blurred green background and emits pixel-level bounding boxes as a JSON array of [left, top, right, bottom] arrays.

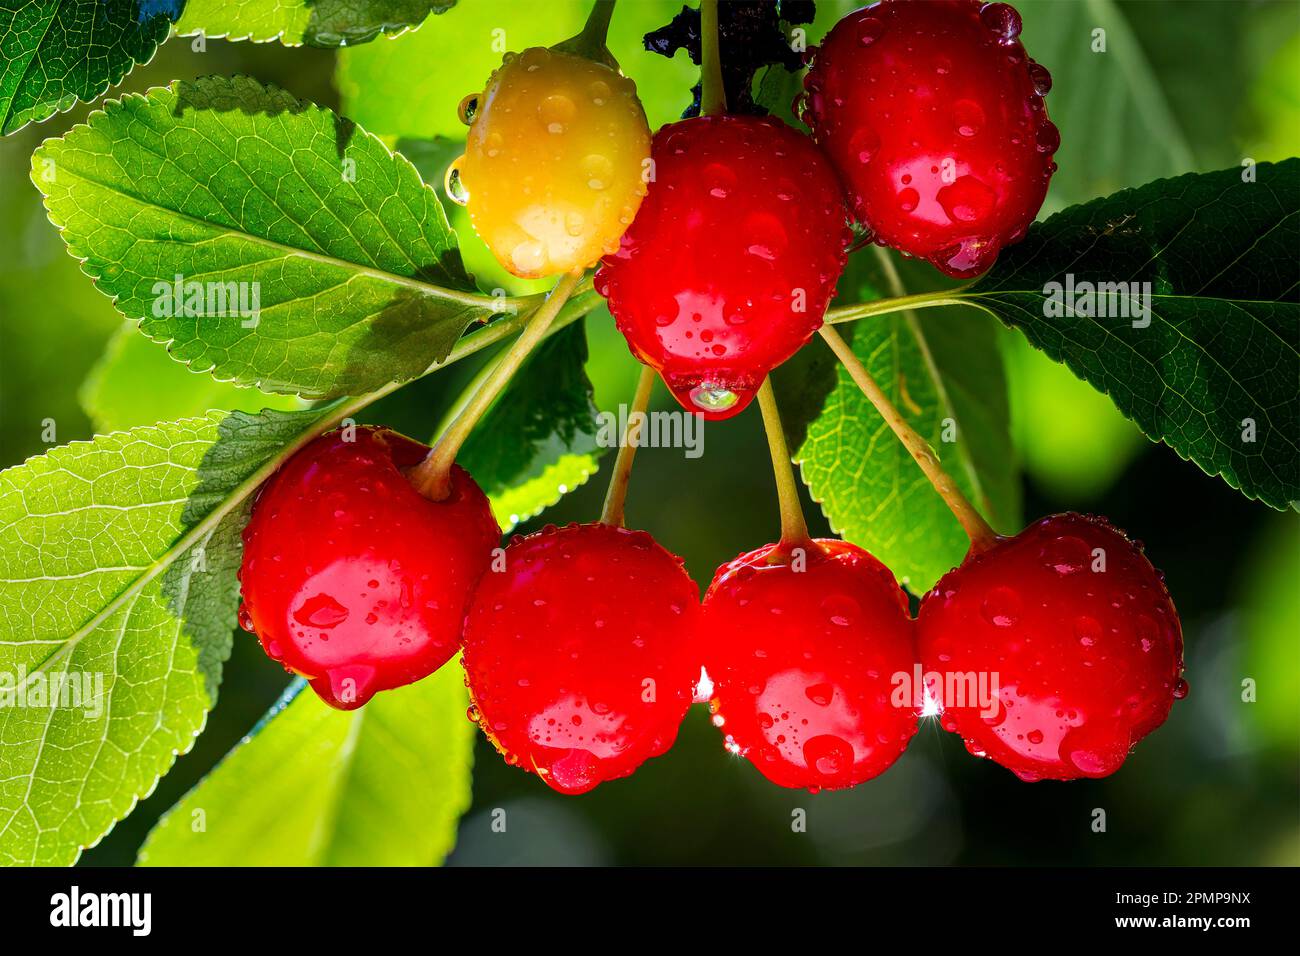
[[1, 0, 1297, 866]]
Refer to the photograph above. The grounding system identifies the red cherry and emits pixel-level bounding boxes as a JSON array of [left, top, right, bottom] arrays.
[[916, 513, 1185, 781], [804, 0, 1058, 277], [461, 522, 701, 794], [702, 539, 918, 790], [239, 426, 500, 710], [595, 114, 851, 420]]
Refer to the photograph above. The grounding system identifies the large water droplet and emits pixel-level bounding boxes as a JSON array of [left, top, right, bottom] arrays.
[[444, 156, 469, 206], [457, 92, 480, 126], [582, 153, 614, 190], [804, 734, 853, 778], [294, 593, 349, 629], [703, 161, 737, 199], [1074, 615, 1102, 647], [743, 211, 788, 260], [1042, 534, 1089, 575], [952, 99, 985, 137], [538, 93, 576, 134], [520, 47, 550, 72], [511, 239, 546, 274], [821, 592, 858, 627], [936, 175, 996, 224], [1028, 61, 1053, 96], [691, 383, 738, 412], [857, 15, 884, 45], [981, 586, 1021, 627], [848, 125, 880, 164], [979, 3, 1023, 42], [938, 235, 998, 276], [805, 682, 835, 706], [1035, 120, 1061, 154]]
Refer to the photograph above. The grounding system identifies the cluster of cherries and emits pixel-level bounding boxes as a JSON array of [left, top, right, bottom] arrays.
[[238, 1, 1185, 795]]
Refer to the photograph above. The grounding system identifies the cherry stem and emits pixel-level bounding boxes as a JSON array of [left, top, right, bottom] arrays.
[[756, 378, 814, 551], [700, 0, 727, 117], [557, 0, 618, 66], [599, 364, 657, 528], [818, 324, 998, 553], [409, 270, 584, 501]]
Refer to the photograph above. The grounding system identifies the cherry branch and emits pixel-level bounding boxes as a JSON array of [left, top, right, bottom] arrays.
[[818, 325, 998, 552], [409, 270, 585, 501]]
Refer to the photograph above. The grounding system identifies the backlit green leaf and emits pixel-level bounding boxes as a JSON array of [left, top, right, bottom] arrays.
[[0, 406, 330, 865], [176, 0, 453, 47], [137, 663, 473, 867], [33, 76, 509, 401]]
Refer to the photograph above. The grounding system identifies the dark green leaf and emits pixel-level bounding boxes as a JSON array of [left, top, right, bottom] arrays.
[[963, 160, 1300, 511], [0, 0, 181, 136], [458, 321, 604, 530]]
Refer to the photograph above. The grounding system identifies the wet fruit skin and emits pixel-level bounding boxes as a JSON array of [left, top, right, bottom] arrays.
[[454, 46, 651, 278], [916, 513, 1185, 781], [239, 427, 501, 711], [461, 522, 701, 794], [595, 114, 852, 420], [803, 0, 1058, 277], [702, 539, 918, 790]]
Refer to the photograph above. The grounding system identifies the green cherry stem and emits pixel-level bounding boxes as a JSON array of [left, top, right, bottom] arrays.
[[556, 0, 619, 67], [700, 0, 727, 117], [756, 378, 814, 551], [600, 364, 657, 528], [824, 288, 969, 325], [410, 269, 585, 501], [818, 324, 998, 553]]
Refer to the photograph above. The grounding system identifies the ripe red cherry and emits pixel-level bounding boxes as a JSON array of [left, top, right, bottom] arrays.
[[916, 513, 1185, 781], [239, 426, 500, 710], [702, 539, 918, 791], [461, 522, 701, 794], [595, 114, 851, 420], [804, 0, 1058, 277]]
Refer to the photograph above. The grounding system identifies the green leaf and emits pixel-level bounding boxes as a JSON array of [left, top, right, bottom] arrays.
[[0, 0, 181, 136], [81, 322, 301, 434], [458, 322, 603, 531], [1016, 0, 1196, 213], [32, 76, 509, 401], [176, 0, 454, 48], [962, 160, 1300, 511], [0, 405, 331, 865], [137, 662, 474, 867], [797, 252, 1019, 591]]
